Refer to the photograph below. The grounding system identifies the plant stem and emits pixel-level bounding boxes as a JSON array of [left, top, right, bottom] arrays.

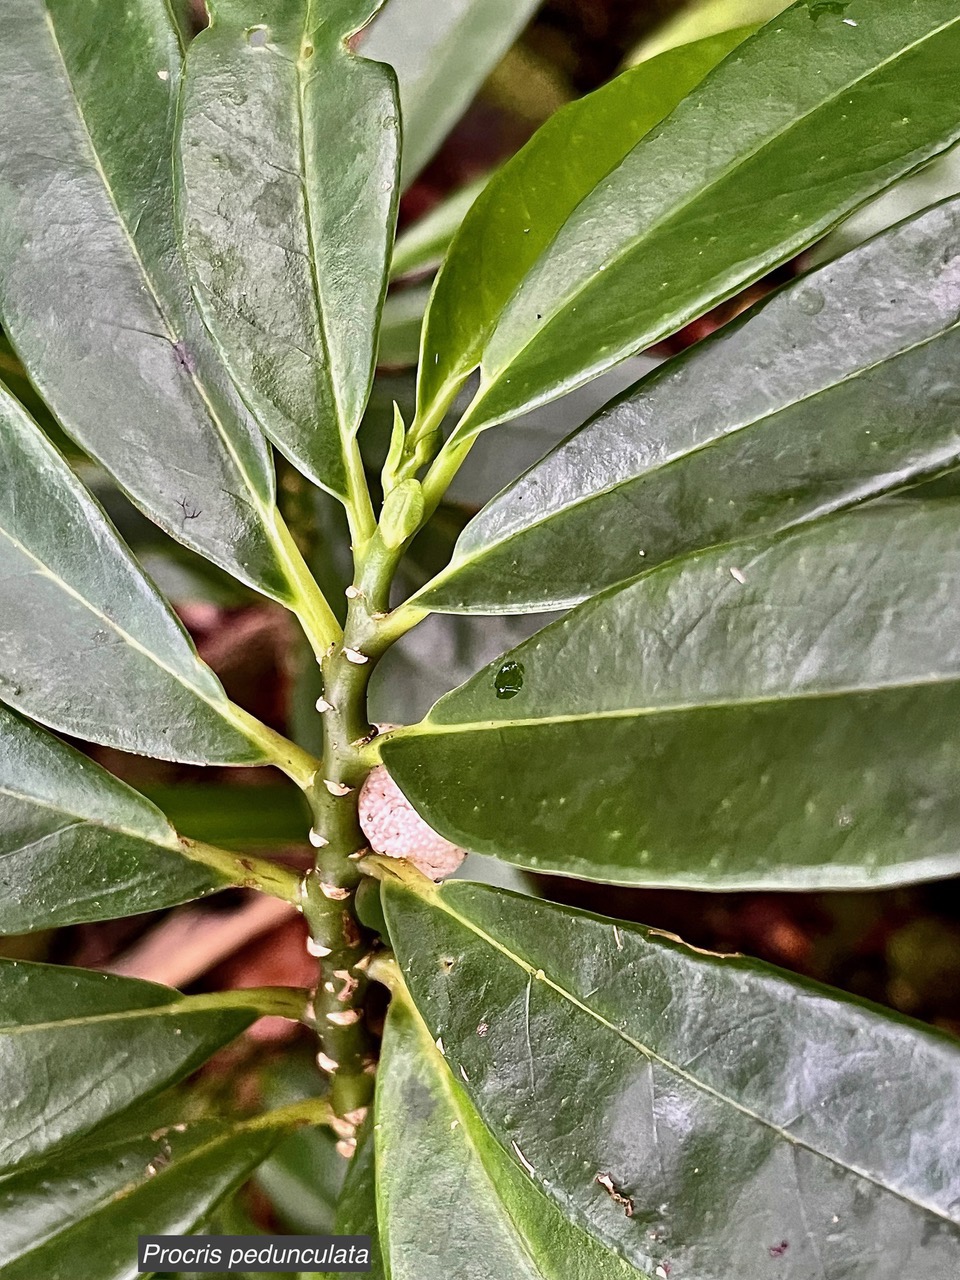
[[299, 527, 408, 1122]]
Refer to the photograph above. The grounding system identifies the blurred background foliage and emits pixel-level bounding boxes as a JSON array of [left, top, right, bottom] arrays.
[[4, 0, 960, 1245]]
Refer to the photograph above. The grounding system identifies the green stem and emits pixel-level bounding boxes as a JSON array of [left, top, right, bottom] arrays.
[[299, 530, 408, 1120]]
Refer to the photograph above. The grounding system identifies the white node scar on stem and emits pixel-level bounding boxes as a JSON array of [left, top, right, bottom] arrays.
[[359, 762, 467, 880]]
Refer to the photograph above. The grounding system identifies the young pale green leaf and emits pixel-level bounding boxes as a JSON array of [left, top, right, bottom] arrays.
[[362, 0, 542, 187], [416, 27, 754, 431], [420, 196, 960, 613], [0, 960, 304, 1175], [0, 705, 257, 934], [178, 0, 399, 507], [390, 178, 487, 280], [0, 1, 302, 602], [0, 1109, 301, 1280], [628, 0, 790, 63], [376, 976, 646, 1279], [0, 385, 304, 769], [382, 874, 960, 1279], [384, 502, 960, 889], [422, 0, 960, 440]]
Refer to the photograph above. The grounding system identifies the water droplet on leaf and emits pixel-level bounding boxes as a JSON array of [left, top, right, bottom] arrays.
[[494, 660, 524, 699]]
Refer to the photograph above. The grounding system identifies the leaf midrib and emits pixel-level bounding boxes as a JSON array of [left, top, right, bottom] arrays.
[[425, 887, 957, 1227], [472, 10, 960, 406], [0, 782, 176, 852], [0, 987, 285, 1037], [393, 669, 960, 742], [6, 1118, 273, 1266]]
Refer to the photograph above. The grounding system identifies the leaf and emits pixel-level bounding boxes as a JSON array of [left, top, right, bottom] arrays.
[[628, 0, 790, 63], [0, 384, 292, 767], [361, 0, 543, 187], [0, 1109, 298, 1280], [810, 143, 960, 265], [0, 960, 303, 1174], [416, 26, 755, 431], [375, 973, 645, 1279], [384, 502, 960, 889], [419, 195, 960, 613], [420, 1, 960, 440], [382, 873, 960, 1279], [0, 1, 300, 601], [0, 705, 242, 935], [177, 0, 400, 503]]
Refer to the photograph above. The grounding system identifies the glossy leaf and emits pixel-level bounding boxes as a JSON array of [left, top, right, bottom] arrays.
[[0, 960, 303, 1174], [422, 1, 960, 439], [383, 873, 960, 1279], [0, 1, 297, 601], [810, 143, 960, 265], [417, 27, 754, 429], [362, 0, 542, 186], [0, 705, 238, 934], [420, 196, 960, 612], [376, 975, 644, 1279], [178, 0, 400, 500], [385, 502, 960, 889], [0, 1109, 298, 1280], [0, 384, 277, 765]]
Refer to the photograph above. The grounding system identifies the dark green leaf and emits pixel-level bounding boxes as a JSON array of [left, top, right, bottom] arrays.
[[0, 705, 235, 934], [362, 0, 542, 186], [0, 1, 299, 601], [375, 974, 643, 1278], [0, 1109, 294, 1280], [417, 27, 753, 431], [421, 1, 960, 439], [178, 0, 399, 501], [0, 960, 303, 1174], [420, 196, 960, 612], [383, 873, 960, 1279], [385, 502, 960, 889], [0, 385, 285, 766]]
